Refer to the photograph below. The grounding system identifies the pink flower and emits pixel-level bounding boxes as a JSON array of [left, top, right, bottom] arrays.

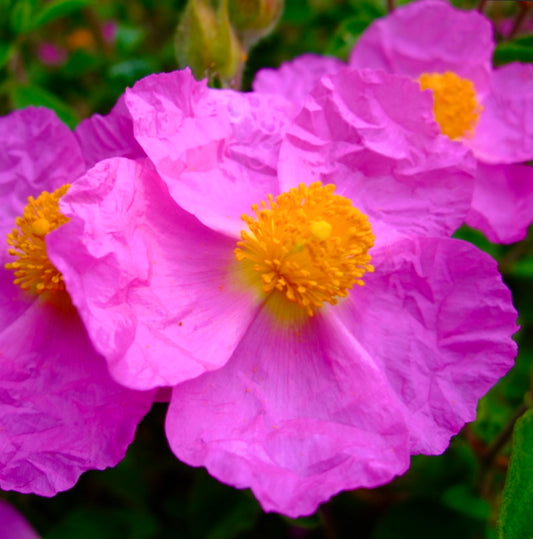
[[37, 43, 67, 66], [349, 0, 533, 244], [49, 68, 517, 516], [0, 499, 39, 539], [0, 107, 154, 496]]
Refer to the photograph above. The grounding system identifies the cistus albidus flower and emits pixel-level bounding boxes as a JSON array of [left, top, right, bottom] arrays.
[[349, 0, 533, 244], [0, 107, 154, 496], [48, 68, 518, 517]]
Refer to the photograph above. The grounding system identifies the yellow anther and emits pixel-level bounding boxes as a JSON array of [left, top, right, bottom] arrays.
[[418, 71, 482, 140], [235, 182, 375, 316], [5, 184, 70, 296]]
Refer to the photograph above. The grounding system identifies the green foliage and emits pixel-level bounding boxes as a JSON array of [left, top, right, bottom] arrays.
[[325, 1, 383, 59], [494, 34, 533, 65], [9, 0, 39, 35], [498, 410, 533, 539], [33, 0, 95, 29], [10, 82, 79, 126], [0, 41, 13, 68]]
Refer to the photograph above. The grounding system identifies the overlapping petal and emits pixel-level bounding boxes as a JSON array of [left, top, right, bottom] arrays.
[[48, 158, 261, 390], [125, 68, 290, 237], [74, 94, 146, 169], [348, 0, 533, 243], [166, 301, 411, 517], [253, 53, 344, 113], [0, 290, 153, 496], [349, 0, 493, 95], [165, 235, 516, 516], [0, 108, 84, 329], [471, 63, 533, 164], [335, 236, 518, 455], [278, 68, 475, 246], [466, 163, 533, 244], [0, 107, 85, 237], [0, 108, 154, 496]]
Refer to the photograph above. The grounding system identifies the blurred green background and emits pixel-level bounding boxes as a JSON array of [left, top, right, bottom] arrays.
[[1, 0, 532, 537]]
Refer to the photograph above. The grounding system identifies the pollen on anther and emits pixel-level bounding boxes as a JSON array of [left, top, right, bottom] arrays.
[[418, 71, 482, 140], [234, 182, 375, 316], [5, 184, 71, 297]]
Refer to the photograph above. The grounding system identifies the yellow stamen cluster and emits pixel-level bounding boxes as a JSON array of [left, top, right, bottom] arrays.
[[234, 182, 375, 316], [5, 184, 70, 296], [418, 71, 482, 140]]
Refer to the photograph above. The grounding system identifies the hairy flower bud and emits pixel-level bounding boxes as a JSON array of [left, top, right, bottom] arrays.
[[175, 0, 244, 86], [228, 0, 283, 47]]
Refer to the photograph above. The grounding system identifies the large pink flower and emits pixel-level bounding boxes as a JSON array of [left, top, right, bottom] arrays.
[[49, 68, 517, 516], [0, 107, 154, 496], [349, 0, 533, 244]]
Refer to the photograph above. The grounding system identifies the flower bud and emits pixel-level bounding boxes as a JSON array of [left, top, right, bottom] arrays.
[[175, 0, 244, 86], [228, 0, 283, 47]]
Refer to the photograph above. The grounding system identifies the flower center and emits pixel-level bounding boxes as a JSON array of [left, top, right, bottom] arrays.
[[5, 184, 70, 297], [234, 182, 375, 316], [418, 71, 482, 140]]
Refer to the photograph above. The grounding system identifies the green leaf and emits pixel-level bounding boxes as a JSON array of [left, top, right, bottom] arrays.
[[494, 34, 533, 65], [10, 84, 79, 128], [498, 409, 533, 539], [442, 484, 490, 521], [325, 15, 373, 59], [9, 0, 38, 35], [0, 41, 14, 68], [33, 0, 94, 29]]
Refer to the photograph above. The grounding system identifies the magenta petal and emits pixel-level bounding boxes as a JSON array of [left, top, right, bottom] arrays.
[[0, 500, 39, 539], [279, 68, 475, 244], [349, 0, 493, 95], [338, 236, 517, 454], [125, 69, 288, 237], [74, 94, 146, 169], [471, 63, 533, 164], [166, 307, 410, 517], [48, 158, 260, 390], [0, 107, 85, 238], [253, 53, 345, 111], [0, 299, 153, 496], [466, 162, 533, 244]]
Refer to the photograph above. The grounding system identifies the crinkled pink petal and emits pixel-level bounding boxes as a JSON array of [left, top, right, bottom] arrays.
[[466, 162, 533, 244], [0, 298, 154, 496], [166, 233, 517, 516], [0, 499, 39, 539], [278, 67, 475, 246], [336, 236, 517, 455], [74, 94, 146, 169], [0, 107, 85, 237], [349, 0, 493, 95], [125, 69, 290, 237], [166, 301, 410, 517], [48, 158, 261, 390], [252, 53, 345, 113], [471, 63, 533, 164]]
